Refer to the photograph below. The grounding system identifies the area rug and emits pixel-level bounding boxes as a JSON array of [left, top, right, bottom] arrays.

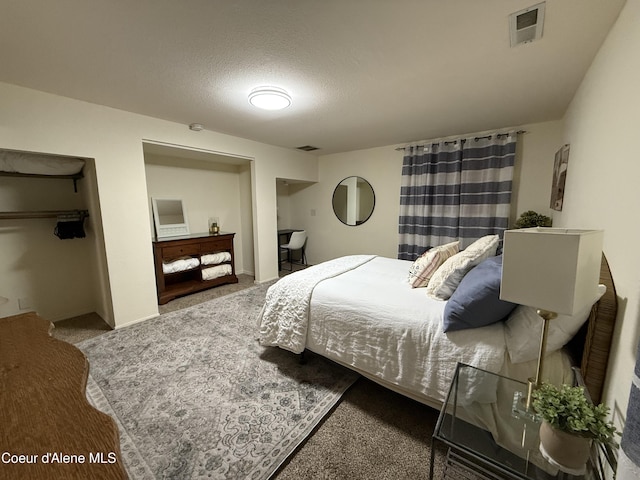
[[78, 283, 359, 479]]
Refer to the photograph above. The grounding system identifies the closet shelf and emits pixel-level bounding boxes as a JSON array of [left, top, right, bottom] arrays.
[[0, 209, 89, 220], [0, 170, 84, 192]]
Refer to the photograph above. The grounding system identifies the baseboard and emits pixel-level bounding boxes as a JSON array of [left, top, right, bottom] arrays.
[[255, 276, 279, 284], [115, 312, 159, 329]]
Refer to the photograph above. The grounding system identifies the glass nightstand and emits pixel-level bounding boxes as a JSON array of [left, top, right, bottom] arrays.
[[429, 363, 604, 480]]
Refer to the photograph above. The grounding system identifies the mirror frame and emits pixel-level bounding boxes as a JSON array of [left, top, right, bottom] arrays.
[[152, 197, 190, 238], [332, 176, 375, 226]]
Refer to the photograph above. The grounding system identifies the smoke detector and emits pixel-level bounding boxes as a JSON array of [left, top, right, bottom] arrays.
[[509, 2, 545, 47]]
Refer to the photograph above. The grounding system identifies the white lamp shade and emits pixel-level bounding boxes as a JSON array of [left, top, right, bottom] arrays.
[[500, 228, 603, 315]]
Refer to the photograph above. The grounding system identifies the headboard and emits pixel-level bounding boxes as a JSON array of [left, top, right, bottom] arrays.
[[569, 254, 618, 404]]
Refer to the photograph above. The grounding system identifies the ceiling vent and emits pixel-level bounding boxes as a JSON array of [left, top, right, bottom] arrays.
[[509, 2, 545, 47], [296, 145, 319, 152]]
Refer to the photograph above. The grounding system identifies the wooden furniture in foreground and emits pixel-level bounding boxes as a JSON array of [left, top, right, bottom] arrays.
[[0, 312, 127, 480], [152, 232, 238, 304]]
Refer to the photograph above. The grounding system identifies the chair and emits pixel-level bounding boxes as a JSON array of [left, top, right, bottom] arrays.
[[280, 230, 307, 271]]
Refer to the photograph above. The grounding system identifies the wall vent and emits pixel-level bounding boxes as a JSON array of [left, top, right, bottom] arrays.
[[296, 145, 319, 151], [509, 2, 545, 47]]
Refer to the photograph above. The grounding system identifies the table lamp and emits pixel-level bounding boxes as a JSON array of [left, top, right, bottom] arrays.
[[500, 227, 603, 410]]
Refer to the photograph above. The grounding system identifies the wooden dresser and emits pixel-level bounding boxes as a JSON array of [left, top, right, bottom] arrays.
[[152, 232, 238, 304], [0, 312, 127, 479]]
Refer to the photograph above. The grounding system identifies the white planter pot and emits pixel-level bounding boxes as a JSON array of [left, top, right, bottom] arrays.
[[539, 420, 592, 475]]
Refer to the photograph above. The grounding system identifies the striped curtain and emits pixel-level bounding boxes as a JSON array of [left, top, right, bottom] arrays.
[[398, 132, 516, 260], [618, 343, 640, 478]]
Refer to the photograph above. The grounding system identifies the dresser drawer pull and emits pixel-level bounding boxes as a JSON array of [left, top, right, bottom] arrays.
[[163, 244, 200, 258]]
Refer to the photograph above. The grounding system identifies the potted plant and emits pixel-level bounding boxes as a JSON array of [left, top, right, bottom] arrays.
[[532, 382, 618, 475], [514, 210, 552, 228]]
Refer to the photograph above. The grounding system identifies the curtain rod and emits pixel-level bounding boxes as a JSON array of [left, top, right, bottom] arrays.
[[395, 129, 527, 151]]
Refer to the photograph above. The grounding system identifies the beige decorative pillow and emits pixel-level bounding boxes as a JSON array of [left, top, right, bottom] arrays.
[[426, 235, 500, 300], [407, 241, 460, 288]]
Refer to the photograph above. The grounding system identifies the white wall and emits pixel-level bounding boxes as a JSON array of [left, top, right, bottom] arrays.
[[286, 120, 563, 265], [554, 0, 640, 432], [510, 120, 564, 225], [238, 164, 254, 276], [0, 81, 318, 327], [276, 181, 293, 230], [288, 146, 403, 263]]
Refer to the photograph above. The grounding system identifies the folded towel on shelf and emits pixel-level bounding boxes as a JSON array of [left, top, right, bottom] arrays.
[[162, 256, 200, 274], [202, 264, 232, 281], [201, 252, 232, 265]]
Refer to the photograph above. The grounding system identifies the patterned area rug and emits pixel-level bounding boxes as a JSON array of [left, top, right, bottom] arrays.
[[78, 283, 359, 479]]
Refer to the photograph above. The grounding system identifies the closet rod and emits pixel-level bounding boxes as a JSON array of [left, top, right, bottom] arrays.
[[0, 209, 89, 220]]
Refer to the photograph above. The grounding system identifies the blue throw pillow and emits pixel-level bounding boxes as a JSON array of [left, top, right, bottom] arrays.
[[442, 255, 518, 333]]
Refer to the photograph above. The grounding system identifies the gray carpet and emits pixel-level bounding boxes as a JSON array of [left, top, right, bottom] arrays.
[[54, 270, 464, 480], [77, 283, 359, 479]]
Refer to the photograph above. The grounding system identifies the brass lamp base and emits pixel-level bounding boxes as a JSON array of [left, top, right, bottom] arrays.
[[526, 309, 558, 410], [512, 310, 557, 423]]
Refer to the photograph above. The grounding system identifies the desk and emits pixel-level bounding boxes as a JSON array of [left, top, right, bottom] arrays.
[[277, 229, 302, 270], [278, 228, 302, 243], [0, 312, 127, 479]]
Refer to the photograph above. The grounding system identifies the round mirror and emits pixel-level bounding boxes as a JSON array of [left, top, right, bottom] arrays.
[[332, 176, 375, 226]]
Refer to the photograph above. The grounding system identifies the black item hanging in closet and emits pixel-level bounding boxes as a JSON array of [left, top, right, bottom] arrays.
[[54, 213, 87, 239]]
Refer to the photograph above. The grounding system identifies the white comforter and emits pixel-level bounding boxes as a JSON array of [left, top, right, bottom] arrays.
[[258, 255, 509, 403], [258, 255, 376, 354], [306, 256, 507, 403]]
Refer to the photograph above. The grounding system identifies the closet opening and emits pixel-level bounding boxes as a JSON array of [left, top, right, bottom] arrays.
[[276, 178, 315, 274], [0, 148, 112, 337], [142, 141, 255, 312]]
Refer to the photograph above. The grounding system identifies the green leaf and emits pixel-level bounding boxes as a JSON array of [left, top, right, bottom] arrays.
[[531, 382, 618, 445]]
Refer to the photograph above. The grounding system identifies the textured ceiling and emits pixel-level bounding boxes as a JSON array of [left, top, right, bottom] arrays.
[[0, 0, 626, 154]]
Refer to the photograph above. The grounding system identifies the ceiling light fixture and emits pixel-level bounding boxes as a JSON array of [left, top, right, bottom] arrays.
[[248, 86, 292, 110]]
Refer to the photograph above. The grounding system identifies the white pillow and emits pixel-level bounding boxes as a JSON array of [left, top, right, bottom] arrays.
[[426, 235, 499, 300], [504, 284, 607, 364], [407, 241, 460, 288]]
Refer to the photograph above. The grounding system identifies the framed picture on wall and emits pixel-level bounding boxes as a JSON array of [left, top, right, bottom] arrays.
[[550, 144, 570, 211]]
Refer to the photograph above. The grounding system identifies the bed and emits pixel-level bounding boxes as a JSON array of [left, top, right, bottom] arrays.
[[258, 238, 617, 408]]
